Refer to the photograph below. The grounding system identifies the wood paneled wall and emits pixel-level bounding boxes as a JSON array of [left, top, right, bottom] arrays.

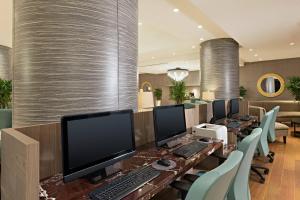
[[200, 38, 239, 100], [13, 0, 138, 127], [0, 45, 11, 80]]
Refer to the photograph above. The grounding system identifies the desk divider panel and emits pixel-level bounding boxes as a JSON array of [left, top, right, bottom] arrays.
[[1, 128, 39, 200]]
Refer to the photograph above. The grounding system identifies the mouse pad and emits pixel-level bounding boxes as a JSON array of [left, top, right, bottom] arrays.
[[151, 160, 177, 171]]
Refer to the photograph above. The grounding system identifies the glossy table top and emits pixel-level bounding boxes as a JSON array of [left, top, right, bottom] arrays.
[[40, 134, 223, 200]]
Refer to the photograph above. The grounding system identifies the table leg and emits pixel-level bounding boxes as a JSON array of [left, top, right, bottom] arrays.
[[293, 122, 300, 137]]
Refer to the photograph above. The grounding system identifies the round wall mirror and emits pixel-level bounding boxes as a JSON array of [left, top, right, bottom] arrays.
[[257, 73, 285, 97], [141, 81, 153, 92]]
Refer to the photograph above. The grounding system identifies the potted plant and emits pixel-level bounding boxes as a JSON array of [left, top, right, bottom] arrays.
[[154, 88, 162, 106], [0, 79, 12, 129], [286, 76, 300, 101], [169, 81, 187, 104], [239, 86, 247, 99]]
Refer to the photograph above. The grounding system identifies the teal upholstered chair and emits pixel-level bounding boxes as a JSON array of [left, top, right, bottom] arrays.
[[268, 106, 280, 143], [251, 110, 274, 183], [227, 128, 262, 200], [172, 150, 243, 200], [180, 129, 262, 200]]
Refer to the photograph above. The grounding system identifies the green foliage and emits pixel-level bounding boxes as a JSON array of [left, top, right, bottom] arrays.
[[286, 76, 300, 101], [0, 79, 12, 109], [154, 88, 162, 100], [239, 86, 247, 98], [169, 81, 187, 104]]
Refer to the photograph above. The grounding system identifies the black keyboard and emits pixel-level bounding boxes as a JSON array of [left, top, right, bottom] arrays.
[[240, 115, 251, 121], [227, 121, 241, 129], [89, 165, 160, 200], [173, 141, 208, 159]]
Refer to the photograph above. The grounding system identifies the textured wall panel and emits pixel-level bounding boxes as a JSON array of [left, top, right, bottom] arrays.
[[200, 38, 239, 100], [13, 0, 137, 127], [0, 45, 11, 80], [118, 0, 138, 110]]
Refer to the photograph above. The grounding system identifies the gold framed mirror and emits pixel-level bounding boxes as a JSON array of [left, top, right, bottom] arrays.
[[257, 73, 285, 97], [141, 81, 153, 92]]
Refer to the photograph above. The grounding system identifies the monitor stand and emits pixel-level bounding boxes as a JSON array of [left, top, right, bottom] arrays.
[[164, 138, 181, 149], [85, 162, 121, 184]]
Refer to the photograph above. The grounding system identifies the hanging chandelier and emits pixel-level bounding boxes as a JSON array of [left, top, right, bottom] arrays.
[[167, 68, 189, 81]]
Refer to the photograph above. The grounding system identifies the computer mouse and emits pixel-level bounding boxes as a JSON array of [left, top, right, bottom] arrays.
[[157, 159, 171, 167], [199, 138, 210, 143]]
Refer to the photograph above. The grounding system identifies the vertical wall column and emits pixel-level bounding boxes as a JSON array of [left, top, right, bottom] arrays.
[[200, 38, 239, 100], [13, 0, 138, 127], [0, 45, 11, 80]]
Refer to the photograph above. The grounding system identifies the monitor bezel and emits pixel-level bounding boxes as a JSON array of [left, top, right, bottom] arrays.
[[212, 99, 226, 120], [61, 109, 136, 182], [153, 104, 187, 147]]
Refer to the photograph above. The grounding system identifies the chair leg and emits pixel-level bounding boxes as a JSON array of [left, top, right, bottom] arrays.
[[267, 154, 274, 163], [269, 151, 275, 157], [251, 166, 265, 184], [251, 164, 269, 174], [283, 136, 287, 144]]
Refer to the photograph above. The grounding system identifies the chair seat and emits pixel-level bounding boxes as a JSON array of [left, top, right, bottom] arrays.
[[275, 122, 289, 130]]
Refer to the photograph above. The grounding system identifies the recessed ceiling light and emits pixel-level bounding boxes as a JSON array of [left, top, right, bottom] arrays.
[[254, 54, 258, 57], [173, 8, 179, 12], [192, 45, 196, 49], [151, 56, 155, 59], [138, 22, 143, 26], [172, 52, 176, 56], [249, 48, 253, 52], [197, 25, 203, 29], [290, 42, 295, 46], [200, 37, 204, 41]]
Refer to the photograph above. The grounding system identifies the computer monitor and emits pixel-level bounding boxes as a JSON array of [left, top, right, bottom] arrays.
[[61, 110, 135, 183], [153, 104, 187, 147], [212, 100, 226, 121], [229, 98, 239, 117]]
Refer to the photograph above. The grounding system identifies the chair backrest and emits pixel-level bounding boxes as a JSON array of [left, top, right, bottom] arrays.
[[185, 150, 243, 200], [227, 128, 262, 200], [268, 106, 280, 142], [257, 110, 274, 157]]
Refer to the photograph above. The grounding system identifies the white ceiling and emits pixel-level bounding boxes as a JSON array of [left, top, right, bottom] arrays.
[[139, 0, 300, 74], [138, 0, 218, 73]]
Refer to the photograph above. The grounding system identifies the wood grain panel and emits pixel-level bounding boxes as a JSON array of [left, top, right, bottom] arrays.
[[0, 45, 11, 80], [200, 38, 239, 100], [1, 128, 39, 200], [13, 0, 138, 127]]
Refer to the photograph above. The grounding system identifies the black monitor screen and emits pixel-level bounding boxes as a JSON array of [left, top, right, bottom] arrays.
[[153, 105, 186, 146], [61, 110, 135, 182], [230, 98, 239, 115], [213, 100, 226, 120]]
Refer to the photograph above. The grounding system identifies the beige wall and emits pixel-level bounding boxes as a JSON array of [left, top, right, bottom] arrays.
[[139, 71, 201, 105], [0, 0, 12, 47], [240, 57, 300, 100]]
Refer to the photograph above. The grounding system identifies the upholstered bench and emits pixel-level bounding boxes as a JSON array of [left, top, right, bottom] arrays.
[[275, 122, 289, 143]]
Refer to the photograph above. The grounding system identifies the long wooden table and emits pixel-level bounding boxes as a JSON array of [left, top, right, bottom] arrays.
[[40, 134, 223, 200], [39, 117, 256, 200]]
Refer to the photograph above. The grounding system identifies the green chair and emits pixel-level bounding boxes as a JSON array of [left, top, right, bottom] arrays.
[[227, 128, 262, 200], [171, 150, 243, 200], [251, 110, 274, 183], [268, 106, 280, 143], [180, 128, 262, 200]]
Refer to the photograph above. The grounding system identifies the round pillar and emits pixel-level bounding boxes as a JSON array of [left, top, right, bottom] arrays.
[[13, 0, 138, 126], [0, 45, 11, 80], [200, 38, 239, 100]]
